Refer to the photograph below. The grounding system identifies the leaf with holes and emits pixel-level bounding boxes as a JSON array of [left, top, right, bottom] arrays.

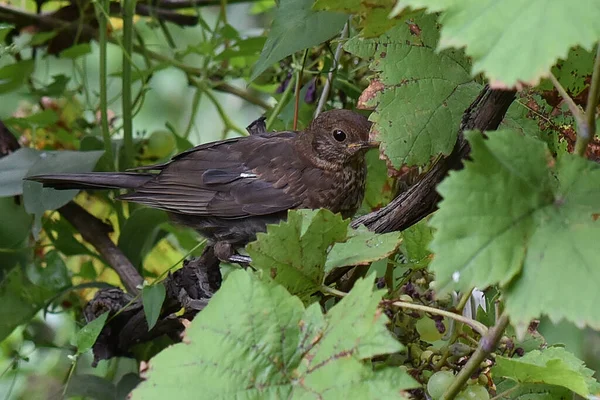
[[393, 0, 600, 87], [247, 209, 348, 300], [131, 270, 417, 399], [345, 12, 481, 167]]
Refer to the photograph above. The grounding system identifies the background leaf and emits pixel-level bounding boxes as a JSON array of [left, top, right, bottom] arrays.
[[118, 208, 169, 270], [250, 0, 348, 81]]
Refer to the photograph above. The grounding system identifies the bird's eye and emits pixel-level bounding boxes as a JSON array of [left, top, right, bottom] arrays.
[[332, 129, 347, 142]]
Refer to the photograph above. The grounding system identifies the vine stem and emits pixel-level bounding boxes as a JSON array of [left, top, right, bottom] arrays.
[[440, 314, 510, 400], [320, 285, 348, 298], [489, 384, 521, 400], [315, 21, 349, 117], [293, 49, 309, 130], [576, 43, 600, 156], [121, 0, 137, 171], [389, 300, 488, 336]]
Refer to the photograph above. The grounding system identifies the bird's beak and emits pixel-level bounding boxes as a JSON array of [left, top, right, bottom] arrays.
[[347, 141, 380, 151]]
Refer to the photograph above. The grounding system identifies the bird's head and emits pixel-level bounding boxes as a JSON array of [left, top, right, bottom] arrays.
[[306, 109, 378, 166]]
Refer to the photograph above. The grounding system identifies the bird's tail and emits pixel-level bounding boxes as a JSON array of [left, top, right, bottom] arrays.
[[26, 172, 154, 190]]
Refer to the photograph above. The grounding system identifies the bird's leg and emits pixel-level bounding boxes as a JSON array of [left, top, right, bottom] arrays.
[[214, 241, 253, 266]]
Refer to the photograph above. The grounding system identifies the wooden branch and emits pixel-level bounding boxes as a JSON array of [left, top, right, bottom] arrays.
[[58, 202, 143, 294], [352, 86, 517, 233]]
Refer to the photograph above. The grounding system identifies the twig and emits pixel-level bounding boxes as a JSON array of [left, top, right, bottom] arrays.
[[389, 300, 488, 336], [440, 314, 510, 400], [576, 43, 600, 156], [58, 202, 143, 294], [548, 73, 584, 127], [156, 0, 251, 10], [266, 75, 295, 130], [293, 49, 309, 130], [315, 22, 349, 117], [320, 285, 347, 298]]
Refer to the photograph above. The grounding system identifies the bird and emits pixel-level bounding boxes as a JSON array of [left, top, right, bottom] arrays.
[[27, 109, 376, 262]]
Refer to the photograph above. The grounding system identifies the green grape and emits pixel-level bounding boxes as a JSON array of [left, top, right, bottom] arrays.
[[427, 371, 454, 400], [146, 130, 176, 158], [416, 317, 443, 342], [456, 385, 490, 400]]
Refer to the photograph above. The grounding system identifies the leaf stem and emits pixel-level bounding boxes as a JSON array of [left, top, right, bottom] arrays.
[[489, 384, 521, 400], [389, 300, 488, 336], [121, 0, 137, 171], [548, 73, 584, 127], [440, 314, 510, 400], [266, 75, 295, 130], [320, 285, 348, 298], [293, 49, 309, 130], [576, 43, 600, 156], [94, 0, 114, 168], [315, 21, 349, 117]]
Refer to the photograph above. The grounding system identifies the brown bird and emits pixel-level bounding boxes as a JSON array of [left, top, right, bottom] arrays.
[[27, 109, 375, 261]]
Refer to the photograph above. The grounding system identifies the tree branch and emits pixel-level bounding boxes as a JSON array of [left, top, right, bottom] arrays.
[[58, 202, 143, 294], [352, 86, 517, 233]]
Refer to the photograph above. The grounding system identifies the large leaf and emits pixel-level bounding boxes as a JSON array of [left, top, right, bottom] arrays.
[[0, 60, 34, 93], [250, 0, 348, 81], [247, 209, 348, 299], [345, 13, 481, 167], [132, 270, 417, 399], [22, 150, 104, 232], [0, 148, 42, 197], [429, 129, 600, 330], [0, 197, 32, 272], [393, 0, 600, 87], [493, 347, 600, 397]]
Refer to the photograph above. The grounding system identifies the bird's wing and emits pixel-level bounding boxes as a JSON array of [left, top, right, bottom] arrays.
[[119, 132, 313, 218]]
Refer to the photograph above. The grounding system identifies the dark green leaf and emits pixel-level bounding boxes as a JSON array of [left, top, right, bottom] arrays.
[[142, 284, 166, 330], [64, 374, 115, 400], [27, 250, 71, 291], [0, 60, 34, 94], [76, 311, 109, 355], [250, 0, 348, 81], [118, 208, 169, 270], [60, 43, 92, 59], [0, 266, 56, 342], [0, 197, 32, 273]]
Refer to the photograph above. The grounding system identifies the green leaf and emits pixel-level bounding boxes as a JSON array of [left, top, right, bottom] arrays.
[[22, 150, 104, 233], [131, 270, 417, 399], [0, 266, 57, 341], [0, 148, 41, 197], [64, 374, 116, 400], [142, 284, 166, 330], [27, 250, 71, 291], [393, 0, 600, 87], [76, 311, 109, 355], [44, 217, 93, 257], [493, 380, 571, 400], [429, 129, 600, 330], [361, 148, 395, 211], [325, 226, 402, 272], [0, 60, 34, 94], [118, 208, 169, 270], [400, 217, 434, 269], [250, 0, 348, 81], [493, 347, 600, 397], [60, 43, 92, 59], [4, 110, 59, 129], [314, 0, 405, 37], [344, 13, 481, 167], [247, 209, 348, 299], [0, 197, 32, 272]]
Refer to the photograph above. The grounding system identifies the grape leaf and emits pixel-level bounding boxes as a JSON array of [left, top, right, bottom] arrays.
[[400, 217, 434, 269], [393, 0, 600, 87], [430, 129, 600, 330], [131, 270, 417, 399], [250, 0, 347, 81], [314, 0, 406, 37], [247, 209, 348, 299], [493, 347, 600, 397], [345, 13, 481, 167], [325, 226, 402, 272]]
